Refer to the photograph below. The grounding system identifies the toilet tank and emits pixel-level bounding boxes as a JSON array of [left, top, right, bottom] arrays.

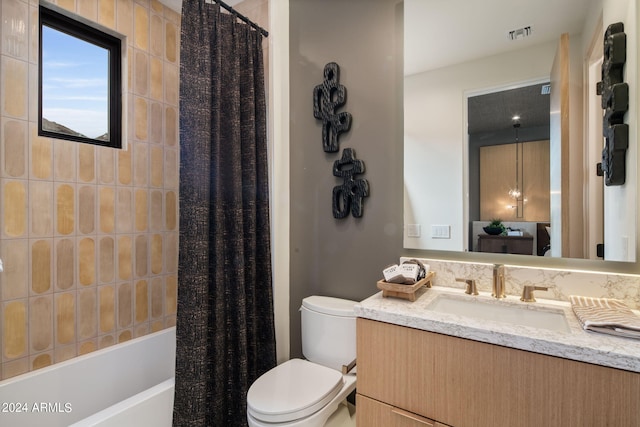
[[301, 296, 358, 372]]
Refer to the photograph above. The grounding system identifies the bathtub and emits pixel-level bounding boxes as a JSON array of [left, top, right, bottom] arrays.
[[0, 327, 176, 427]]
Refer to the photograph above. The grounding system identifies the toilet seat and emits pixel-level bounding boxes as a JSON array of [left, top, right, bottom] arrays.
[[247, 358, 344, 423]]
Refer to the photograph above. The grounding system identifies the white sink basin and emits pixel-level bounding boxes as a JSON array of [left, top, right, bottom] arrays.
[[426, 294, 571, 333]]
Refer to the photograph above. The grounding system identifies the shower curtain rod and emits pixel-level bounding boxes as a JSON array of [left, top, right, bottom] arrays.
[[210, 0, 269, 37]]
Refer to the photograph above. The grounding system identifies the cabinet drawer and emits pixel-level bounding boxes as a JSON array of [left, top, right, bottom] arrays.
[[357, 394, 449, 427], [357, 318, 640, 426]]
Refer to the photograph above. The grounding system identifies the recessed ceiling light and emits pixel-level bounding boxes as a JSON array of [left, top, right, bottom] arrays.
[[507, 26, 532, 40]]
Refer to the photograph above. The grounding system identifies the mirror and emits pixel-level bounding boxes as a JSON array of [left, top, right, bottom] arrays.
[[39, 4, 122, 148], [404, 0, 637, 262]]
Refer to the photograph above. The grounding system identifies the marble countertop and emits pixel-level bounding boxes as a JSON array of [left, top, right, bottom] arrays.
[[355, 286, 640, 373]]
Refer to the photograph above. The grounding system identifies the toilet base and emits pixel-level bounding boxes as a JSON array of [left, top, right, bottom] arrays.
[[325, 401, 355, 427]]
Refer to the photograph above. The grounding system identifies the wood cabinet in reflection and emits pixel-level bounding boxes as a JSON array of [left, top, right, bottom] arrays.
[[477, 234, 534, 255]]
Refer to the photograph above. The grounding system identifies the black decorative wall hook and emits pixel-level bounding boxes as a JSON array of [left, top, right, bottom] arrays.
[[597, 22, 628, 186], [313, 62, 352, 153], [332, 148, 369, 218]]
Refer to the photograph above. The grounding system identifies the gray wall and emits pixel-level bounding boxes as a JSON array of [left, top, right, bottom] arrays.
[[289, 0, 404, 357]]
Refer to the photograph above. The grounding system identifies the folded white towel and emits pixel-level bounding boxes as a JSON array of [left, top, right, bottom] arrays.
[[570, 295, 640, 339]]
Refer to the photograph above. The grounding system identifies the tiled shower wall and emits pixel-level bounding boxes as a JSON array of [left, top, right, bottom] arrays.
[[0, 0, 180, 379]]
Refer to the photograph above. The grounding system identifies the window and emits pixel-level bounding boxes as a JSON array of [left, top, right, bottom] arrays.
[[39, 4, 123, 148]]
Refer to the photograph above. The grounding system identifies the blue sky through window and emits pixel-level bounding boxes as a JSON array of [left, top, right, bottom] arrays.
[[42, 25, 109, 139]]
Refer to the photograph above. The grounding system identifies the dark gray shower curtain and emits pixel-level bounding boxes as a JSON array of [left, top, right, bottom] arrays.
[[173, 1, 276, 426]]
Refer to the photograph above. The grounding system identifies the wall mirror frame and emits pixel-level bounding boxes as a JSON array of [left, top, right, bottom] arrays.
[[403, 0, 640, 272], [38, 3, 123, 149]]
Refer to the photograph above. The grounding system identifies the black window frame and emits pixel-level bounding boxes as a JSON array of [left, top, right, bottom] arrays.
[[38, 4, 123, 149]]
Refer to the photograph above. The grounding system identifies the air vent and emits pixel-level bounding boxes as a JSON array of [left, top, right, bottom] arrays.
[[541, 84, 551, 95], [507, 26, 532, 40]]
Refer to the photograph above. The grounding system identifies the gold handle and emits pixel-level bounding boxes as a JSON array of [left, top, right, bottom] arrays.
[[520, 285, 550, 302], [391, 407, 436, 426]]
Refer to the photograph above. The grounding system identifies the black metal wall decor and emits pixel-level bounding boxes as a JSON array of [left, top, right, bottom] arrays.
[[597, 22, 628, 186], [332, 148, 369, 218], [313, 62, 352, 153]]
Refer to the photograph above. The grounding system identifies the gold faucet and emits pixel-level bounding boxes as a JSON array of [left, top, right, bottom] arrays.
[[455, 278, 479, 295], [520, 285, 550, 302], [492, 264, 506, 298]]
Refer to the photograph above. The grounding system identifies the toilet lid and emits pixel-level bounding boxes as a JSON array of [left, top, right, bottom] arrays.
[[247, 358, 344, 423]]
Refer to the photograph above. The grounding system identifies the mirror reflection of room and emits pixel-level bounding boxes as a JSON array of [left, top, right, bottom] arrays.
[[403, 0, 636, 262]]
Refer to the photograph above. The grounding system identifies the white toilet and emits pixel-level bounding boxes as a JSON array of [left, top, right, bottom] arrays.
[[247, 295, 358, 427]]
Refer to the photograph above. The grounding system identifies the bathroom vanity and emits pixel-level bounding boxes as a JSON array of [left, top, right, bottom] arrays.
[[355, 287, 640, 426]]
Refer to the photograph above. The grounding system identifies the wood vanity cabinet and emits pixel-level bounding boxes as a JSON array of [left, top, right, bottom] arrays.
[[356, 318, 640, 427]]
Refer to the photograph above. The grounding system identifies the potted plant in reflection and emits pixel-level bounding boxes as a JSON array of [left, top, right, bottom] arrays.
[[483, 218, 506, 236]]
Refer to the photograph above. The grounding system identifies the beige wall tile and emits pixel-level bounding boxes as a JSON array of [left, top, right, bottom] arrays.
[[99, 334, 115, 349], [32, 353, 52, 371], [133, 142, 149, 185], [30, 181, 53, 236], [134, 50, 149, 96], [118, 329, 132, 343], [53, 140, 76, 181], [134, 4, 149, 51], [2, 0, 29, 60], [78, 186, 96, 235], [55, 293, 75, 345], [57, 0, 76, 12], [99, 285, 115, 333], [29, 296, 52, 353], [78, 144, 96, 183], [77, 0, 98, 21], [150, 102, 163, 143], [135, 234, 147, 277], [53, 344, 76, 363], [55, 239, 75, 291], [150, 233, 162, 274], [31, 240, 52, 294], [165, 232, 177, 273], [150, 277, 163, 318], [99, 237, 115, 283], [2, 56, 28, 119], [150, 57, 163, 101], [163, 63, 178, 105], [4, 180, 26, 237], [117, 282, 132, 328], [164, 148, 178, 188], [150, 146, 163, 187], [2, 357, 28, 379], [78, 340, 96, 355], [134, 97, 148, 141], [117, 147, 132, 185], [150, 13, 163, 57], [117, 0, 134, 42], [1, 239, 28, 300], [118, 236, 133, 281], [3, 300, 27, 360], [55, 184, 75, 235], [165, 21, 177, 63], [165, 275, 177, 315], [117, 188, 133, 233], [165, 190, 176, 230], [98, 147, 115, 184], [135, 279, 148, 323], [150, 189, 162, 231], [98, 0, 116, 29], [3, 119, 27, 177], [78, 288, 97, 340], [79, 237, 96, 287], [99, 187, 115, 233], [135, 189, 148, 231], [165, 106, 177, 147], [30, 128, 52, 180]]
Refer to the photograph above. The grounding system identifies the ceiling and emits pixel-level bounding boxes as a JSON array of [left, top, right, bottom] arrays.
[[404, 0, 595, 76], [405, 0, 594, 135]]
